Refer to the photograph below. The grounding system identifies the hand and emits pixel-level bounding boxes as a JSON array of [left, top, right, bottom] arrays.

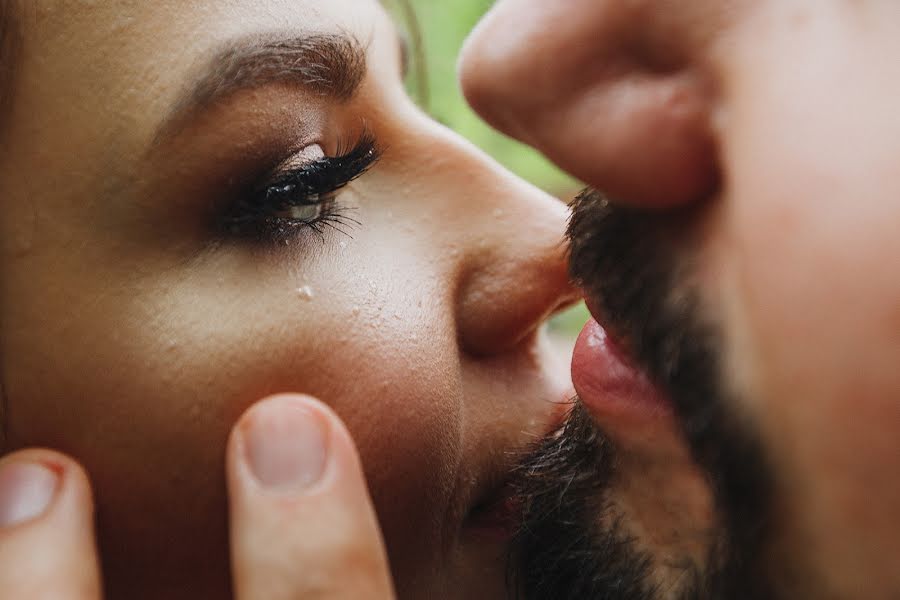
[[0, 394, 395, 599]]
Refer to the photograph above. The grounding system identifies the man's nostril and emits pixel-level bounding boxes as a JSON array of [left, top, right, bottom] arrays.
[[459, 0, 722, 211]]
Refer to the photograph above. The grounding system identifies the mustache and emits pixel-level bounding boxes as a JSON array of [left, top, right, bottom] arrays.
[[565, 189, 773, 588], [566, 188, 724, 452], [566, 187, 702, 388]]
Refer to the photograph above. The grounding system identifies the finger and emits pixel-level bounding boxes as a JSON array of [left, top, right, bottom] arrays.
[[228, 394, 395, 600], [0, 449, 102, 599]]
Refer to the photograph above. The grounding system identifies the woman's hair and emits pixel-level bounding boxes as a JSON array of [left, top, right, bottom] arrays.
[[391, 0, 429, 109]]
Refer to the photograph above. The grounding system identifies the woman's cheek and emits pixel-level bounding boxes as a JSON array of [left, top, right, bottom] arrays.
[[134, 249, 464, 573], [5, 237, 463, 583]]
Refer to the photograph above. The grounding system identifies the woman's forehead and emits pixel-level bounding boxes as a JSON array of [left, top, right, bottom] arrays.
[[21, 0, 390, 86], [8, 0, 397, 166]]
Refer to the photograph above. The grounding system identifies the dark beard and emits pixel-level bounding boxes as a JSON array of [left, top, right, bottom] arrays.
[[507, 402, 687, 600], [508, 190, 775, 600]]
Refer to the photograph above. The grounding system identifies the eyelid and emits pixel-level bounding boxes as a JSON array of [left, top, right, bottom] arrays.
[[262, 131, 380, 194], [272, 144, 326, 173], [219, 131, 381, 242]]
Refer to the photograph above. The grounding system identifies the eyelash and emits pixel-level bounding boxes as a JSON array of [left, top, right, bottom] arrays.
[[222, 133, 381, 242]]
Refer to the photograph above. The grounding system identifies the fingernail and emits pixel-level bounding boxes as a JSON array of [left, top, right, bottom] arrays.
[[241, 397, 330, 492], [0, 460, 59, 527]]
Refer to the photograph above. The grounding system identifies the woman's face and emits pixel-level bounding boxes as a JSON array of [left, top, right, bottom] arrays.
[[0, 1, 576, 597]]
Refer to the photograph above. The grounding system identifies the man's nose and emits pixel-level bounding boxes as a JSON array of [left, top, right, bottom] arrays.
[[459, 0, 721, 210]]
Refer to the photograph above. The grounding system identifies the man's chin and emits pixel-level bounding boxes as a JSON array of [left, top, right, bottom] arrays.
[[507, 401, 659, 600], [507, 400, 780, 600]]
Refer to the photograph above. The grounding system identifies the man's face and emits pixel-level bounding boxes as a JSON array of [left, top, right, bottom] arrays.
[[461, 1, 900, 598]]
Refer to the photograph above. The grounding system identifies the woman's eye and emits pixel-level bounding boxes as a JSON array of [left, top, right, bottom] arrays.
[[273, 200, 325, 222], [221, 134, 380, 243]]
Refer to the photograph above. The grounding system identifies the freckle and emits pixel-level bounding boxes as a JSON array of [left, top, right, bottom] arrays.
[[297, 285, 315, 301]]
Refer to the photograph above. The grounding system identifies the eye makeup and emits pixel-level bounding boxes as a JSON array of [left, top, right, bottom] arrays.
[[221, 131, 381, 243]]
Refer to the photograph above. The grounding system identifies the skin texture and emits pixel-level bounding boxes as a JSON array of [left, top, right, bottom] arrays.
[[461, 0, 900, 598], [0, 1, 578, 598]]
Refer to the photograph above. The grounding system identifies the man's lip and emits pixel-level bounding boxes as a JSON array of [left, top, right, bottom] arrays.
[[572, 316, 673, 425]]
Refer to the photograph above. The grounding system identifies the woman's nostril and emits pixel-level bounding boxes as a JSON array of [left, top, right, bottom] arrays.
[[455, 233, 579, 358]]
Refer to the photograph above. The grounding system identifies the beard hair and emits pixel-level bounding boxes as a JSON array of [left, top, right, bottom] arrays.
[[507, 190, 777, 600], [506, 401, 665, 600], [506, 401, 774, 600]]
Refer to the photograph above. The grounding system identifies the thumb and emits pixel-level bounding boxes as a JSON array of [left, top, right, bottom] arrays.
[[0, 449, 102, 599], [227, 394, 395, 600]]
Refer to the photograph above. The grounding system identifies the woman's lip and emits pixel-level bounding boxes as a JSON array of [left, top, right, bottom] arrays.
[[463, 390, 572, 541], [464, 482, 521, 540], [571, 318, 673, 424]]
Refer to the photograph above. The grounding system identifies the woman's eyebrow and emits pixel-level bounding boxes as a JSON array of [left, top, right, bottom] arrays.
[[154, 31, 367, 145]]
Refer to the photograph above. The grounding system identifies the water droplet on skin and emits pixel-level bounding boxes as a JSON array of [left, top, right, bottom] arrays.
[[351, 307, 361, 317], [339, 240, 348, 250], [297, 285, 315, 301], [493, 208, 504, 218]]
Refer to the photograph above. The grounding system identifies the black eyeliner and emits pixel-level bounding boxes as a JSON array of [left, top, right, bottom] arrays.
[[221, 132, 380, 243]]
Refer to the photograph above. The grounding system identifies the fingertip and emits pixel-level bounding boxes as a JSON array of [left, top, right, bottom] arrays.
[[0, 448, 93, 531], [229, 395, 334, 495], [0, 447, 102, 600], [227, 395, 393, 600], [230, 394, 370, 501]]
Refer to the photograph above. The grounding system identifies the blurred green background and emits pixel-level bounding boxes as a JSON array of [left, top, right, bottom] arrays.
[[398, 0, 589, 340], [401, 0, 578, 196]]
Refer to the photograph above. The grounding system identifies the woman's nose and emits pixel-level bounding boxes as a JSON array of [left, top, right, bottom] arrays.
[[454, 172, 580, 357], [459, 0, 720, 210]]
